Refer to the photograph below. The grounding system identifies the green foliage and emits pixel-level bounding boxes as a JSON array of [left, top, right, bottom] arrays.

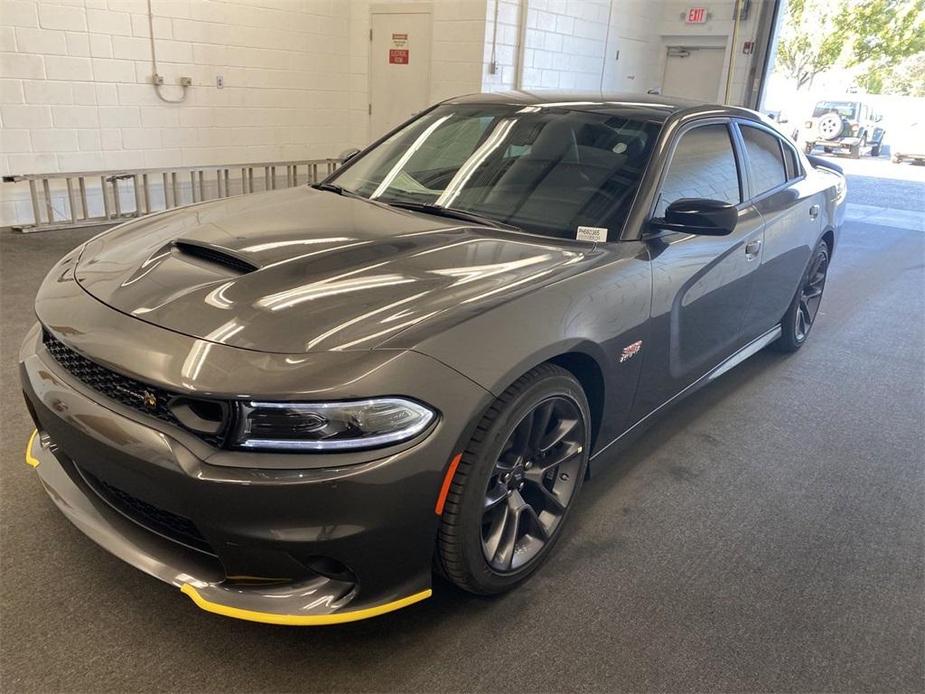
[[847, 0, 925, 65], [776, 0, 852, 89], [862, 51, 925, 95], [847, 0, 925, 94], [776, 0, 925, 94]]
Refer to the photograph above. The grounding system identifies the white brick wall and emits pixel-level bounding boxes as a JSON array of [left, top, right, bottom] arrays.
[[1, 0, 491, 226], [1, 0, 768, 226], [345, 0, 487, 147], [0, 0, 357, 226], [481, 0, 765, 100], [482, 0, 662, 94]]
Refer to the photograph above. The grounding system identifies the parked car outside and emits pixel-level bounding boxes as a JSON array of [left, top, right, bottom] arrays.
[[892, 119, 925, 164], [800, 99, 885, 158]]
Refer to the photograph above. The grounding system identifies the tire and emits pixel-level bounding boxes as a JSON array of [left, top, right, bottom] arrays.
[[436, 364, 590, 595], [770, 240, 830, 353], [871, 143, 881, 157]]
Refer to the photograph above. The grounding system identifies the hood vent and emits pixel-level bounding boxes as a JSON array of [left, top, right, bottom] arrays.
[[172, 239, 259, 274]]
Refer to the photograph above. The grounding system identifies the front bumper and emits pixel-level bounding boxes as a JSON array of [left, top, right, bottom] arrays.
[[25, 429, 431, 624], [20, 315, 490, 624]]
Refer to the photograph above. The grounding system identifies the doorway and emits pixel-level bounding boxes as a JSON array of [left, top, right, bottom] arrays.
[[661, 47, 726, 102], [369, 7, 432, 141]]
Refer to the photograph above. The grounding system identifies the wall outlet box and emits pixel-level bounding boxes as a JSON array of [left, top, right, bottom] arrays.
[[216, 75, 224, 89], [152, 73, 164, 85], [179, 76, 192, 87]]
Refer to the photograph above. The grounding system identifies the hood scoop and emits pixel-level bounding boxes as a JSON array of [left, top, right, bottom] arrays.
[[172, 239, 259, 274]]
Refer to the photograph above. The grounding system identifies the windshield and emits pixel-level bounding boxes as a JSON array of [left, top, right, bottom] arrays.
[[813, 101, 858, 119], [330, 104, 661, 240]]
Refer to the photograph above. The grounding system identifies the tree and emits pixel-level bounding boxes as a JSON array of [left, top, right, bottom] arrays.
[[860, 51, 925, 96], [776, 0, 852, 90], [847, 0, 925, 94], [890, 52, 925, 96]]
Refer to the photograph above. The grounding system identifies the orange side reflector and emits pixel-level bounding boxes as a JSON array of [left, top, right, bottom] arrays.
[[434, 453, 463, 516]]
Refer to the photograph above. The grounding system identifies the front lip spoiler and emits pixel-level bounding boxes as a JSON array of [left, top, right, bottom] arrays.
[[180, 583, 432, 626], [25, 430, 432, 626]]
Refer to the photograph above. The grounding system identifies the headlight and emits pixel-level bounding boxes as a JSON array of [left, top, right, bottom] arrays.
[[233, 397, 436, 451]]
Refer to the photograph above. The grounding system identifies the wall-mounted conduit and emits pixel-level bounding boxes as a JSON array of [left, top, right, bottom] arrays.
[[147, 0, 190, 103]]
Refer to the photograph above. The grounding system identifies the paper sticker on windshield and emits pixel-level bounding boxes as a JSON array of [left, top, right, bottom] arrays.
[[576, 226, 608, 242]]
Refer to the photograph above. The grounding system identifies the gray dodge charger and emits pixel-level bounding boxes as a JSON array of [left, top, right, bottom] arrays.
[[20, 92, 846, 625]]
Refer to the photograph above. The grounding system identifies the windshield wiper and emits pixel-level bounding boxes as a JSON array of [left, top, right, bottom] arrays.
[[383, 201, 519, 231], [311, 181, 348, 195], [311, 182, 369, 200]]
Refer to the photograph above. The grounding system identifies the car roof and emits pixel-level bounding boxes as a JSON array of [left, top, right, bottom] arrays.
[[442, 90, 746, 123]]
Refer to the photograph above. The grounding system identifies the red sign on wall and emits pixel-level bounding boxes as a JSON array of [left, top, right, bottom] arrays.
[[389, 48, 409, 64], [686, 7, 707, 23]]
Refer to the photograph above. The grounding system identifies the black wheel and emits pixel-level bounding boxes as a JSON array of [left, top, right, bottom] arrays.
[[871, 143, 881, 157], [771, 241, 830, 353], [436, 364, 590, 595]]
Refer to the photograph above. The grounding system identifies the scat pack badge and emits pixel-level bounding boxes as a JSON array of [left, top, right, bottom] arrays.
[[619, 339, 643, 363]]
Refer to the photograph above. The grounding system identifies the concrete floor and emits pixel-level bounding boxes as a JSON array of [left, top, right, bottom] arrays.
[[1, 167, 923, 693]]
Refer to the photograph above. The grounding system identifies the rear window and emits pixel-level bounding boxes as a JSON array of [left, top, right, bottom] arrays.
[[812, 101, 858, 119], [740, 125, 787, 196], [782, 141, 802, 180]]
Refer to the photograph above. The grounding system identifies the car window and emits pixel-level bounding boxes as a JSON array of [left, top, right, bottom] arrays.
[[812, 101, 857, 119], [740, 125, 787, 196], [782, 140, 802, 180], [333, 104, 662, 239], [655, 124, 741, 217]]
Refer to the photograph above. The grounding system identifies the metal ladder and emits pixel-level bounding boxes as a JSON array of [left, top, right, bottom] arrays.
[[2, 158, 339, 233]]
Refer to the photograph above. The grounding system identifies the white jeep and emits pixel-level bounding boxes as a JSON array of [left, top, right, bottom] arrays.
[[801, 100, 885, 159]]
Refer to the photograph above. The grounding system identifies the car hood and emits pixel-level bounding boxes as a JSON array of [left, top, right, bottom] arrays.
[[75, 187, 595, 353]]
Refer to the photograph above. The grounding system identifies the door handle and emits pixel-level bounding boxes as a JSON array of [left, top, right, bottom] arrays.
[[809, 204, 820, 219], [745, 238, 762, 260]]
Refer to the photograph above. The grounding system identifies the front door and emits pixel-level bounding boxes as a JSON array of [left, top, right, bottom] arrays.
[[631, 120, 764, 419], [369, 10, 432, 141]]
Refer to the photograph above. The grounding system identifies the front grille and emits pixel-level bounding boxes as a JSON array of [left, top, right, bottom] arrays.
[[77, 464, 215, 555], [42, 329, 226, 447]]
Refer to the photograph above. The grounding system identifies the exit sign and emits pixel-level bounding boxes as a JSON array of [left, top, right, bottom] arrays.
[[686, 7, 707, 23]]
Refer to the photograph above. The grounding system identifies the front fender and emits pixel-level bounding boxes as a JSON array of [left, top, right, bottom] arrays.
[[413, 242, 653, 453]]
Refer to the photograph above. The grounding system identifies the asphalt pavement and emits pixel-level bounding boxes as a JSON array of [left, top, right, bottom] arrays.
[[1, 162, 922, 693]]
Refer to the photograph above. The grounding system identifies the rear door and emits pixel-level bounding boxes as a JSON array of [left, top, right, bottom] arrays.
[[630, 119, 765, 419], [735, 121, 822, 335]]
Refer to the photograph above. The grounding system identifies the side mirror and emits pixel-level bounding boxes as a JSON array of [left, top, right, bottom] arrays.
[[338, 147, 361, 164], [652, 198, 738, 236]]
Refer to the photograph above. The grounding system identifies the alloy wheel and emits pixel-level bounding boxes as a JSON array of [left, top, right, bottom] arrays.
[[481, 396, 585, 573], [795, 249, 828, 342]]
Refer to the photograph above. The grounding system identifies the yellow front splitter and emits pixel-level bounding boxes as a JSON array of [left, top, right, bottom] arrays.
[[26, 429, 432, 626], [181, 584, 432, 626], [25, 429, 40, 467]]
